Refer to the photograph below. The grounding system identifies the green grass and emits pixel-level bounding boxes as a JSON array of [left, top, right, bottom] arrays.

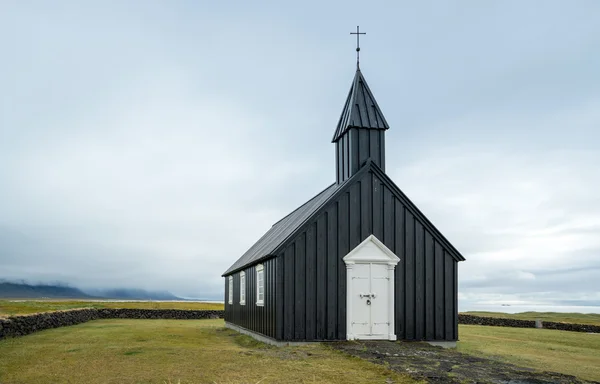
[[0, 299, 224, 317], [458, 324, 600, 382], [0, 319, 416, 384], [462, 311, 600, 326]]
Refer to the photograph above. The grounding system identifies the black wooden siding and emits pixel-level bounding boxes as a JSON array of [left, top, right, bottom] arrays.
[[275, 167, 459, 341], [336, 128, 385, 184], [224, 258, 277, 339]]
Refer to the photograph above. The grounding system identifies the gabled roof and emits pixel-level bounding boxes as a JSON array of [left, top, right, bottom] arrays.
[[222, 183, 341, 276], [332, 69, 390, 143], [223, 160, 465, 276]]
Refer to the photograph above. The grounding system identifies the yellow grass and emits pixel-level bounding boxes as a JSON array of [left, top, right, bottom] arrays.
[[458, 324, 600, 382], [0, 319, 416, 384], [0, 299, 224, 317]]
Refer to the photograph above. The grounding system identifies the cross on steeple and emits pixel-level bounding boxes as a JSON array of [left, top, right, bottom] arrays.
[[350, 26, 366, 69]]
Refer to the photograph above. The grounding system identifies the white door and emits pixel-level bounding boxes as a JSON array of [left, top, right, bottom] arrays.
[[344, 235, 399, 341], [351, 263, 390, 339]]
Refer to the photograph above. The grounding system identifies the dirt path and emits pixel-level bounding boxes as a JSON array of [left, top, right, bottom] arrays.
[[329, 340, 598, 384]]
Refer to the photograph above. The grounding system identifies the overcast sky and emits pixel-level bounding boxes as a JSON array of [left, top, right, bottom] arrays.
[[1, 1, 598, 309]]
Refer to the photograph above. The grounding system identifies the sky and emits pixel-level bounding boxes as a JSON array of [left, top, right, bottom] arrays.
[[1, 1, 599, 309]]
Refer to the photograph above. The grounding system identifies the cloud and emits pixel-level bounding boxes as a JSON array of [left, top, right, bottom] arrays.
[[0, 61, 325, 297], [0, 1, 599, 305], [389, 99, 600, 307]]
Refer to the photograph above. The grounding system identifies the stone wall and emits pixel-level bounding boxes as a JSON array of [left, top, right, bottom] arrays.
[[459, 314, 600, 333], [2, 311, 597, 340], [540, 320, 600, 333], [0, 309, 224, 339], [458, 314, 536, 328]]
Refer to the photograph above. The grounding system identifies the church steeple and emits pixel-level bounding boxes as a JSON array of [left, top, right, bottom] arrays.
[[333, 68, 389, 184]]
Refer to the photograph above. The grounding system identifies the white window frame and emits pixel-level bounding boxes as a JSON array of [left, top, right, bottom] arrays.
[[228, 276, 233, 305], [239, 271, 246, 305], [256, 264, 264, 306]]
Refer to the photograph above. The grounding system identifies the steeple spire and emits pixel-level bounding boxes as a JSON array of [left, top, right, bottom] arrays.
[[333, 66, 389, 184], [332, 69, 389, 143]]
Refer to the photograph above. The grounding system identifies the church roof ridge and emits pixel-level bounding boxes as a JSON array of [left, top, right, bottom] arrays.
[[222, 158, 464, 276], [332, 68, 389, 142]]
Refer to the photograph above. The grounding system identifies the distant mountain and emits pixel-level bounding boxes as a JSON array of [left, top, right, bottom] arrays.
[[0, 281, 185, 300], [84, 288, 184, 301], [0, 281, 94, 299]]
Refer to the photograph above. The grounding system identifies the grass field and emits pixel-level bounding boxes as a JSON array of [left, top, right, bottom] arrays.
[[0, 319, 416, 384], [462, 311, 600, 326], [458, 324, 600, 382], [0, 299, 224, 317]]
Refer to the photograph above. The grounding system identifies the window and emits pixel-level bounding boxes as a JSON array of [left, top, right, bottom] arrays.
[[256, 264, 264, 306], [228, 276, 233, 305], [239, 271, 246, 305]]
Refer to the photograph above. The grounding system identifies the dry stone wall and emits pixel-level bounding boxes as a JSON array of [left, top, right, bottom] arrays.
[[459, 314, 600, 333], [539, 320, 600, 333], [0, 309, 224, 339], [2, 311, 597, 340], [458, 314, 536, 328]]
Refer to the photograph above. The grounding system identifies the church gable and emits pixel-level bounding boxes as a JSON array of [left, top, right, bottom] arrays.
[[273, 159, 463, 341]]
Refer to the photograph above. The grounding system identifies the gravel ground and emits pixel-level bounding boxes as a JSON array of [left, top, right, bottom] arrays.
[[329, 340, 599, 384]]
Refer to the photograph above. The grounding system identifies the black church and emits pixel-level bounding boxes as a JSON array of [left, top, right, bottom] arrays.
[[222, 57, 465, 345]]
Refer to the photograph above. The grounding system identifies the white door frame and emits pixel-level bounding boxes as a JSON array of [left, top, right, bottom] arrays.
[[343, 235, 400, 341]]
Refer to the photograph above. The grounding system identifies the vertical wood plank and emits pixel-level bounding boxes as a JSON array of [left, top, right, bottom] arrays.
[[360, 173, 372, 238], [349, 182, 361, 250], [224, 277, 229, 322], [265, 261, 270, 336], [342, 135, 349, 180], [316, 214, 327, 340], [380, 132, 385, 172], [444, 251, 454, 340], [358, 129, 370, 167], [369, 130, 380, 168], [425, 231, 435, 340], [327, 204, 338, 339], [394, 200, 405, 339], [372, 175, 383, 239], [305, 224, 317, 340], [272, 259, 277, 338], [269, 261, 273, 336], [434, 241, 444, 339], [350, 128, 359, 175], [283, 245, 295, 340], [346, 134, 351, 179], [405, 211, 415, 340], [337, 193, 350, 339], [336, 142, 341, 183], [415, 222, 424, 339], [295, 234, 306, 340], [454, 261, 459, 341], [251, 268, 255, 330], [383, 186, 394, 248], [276, 253, 284, 340]]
